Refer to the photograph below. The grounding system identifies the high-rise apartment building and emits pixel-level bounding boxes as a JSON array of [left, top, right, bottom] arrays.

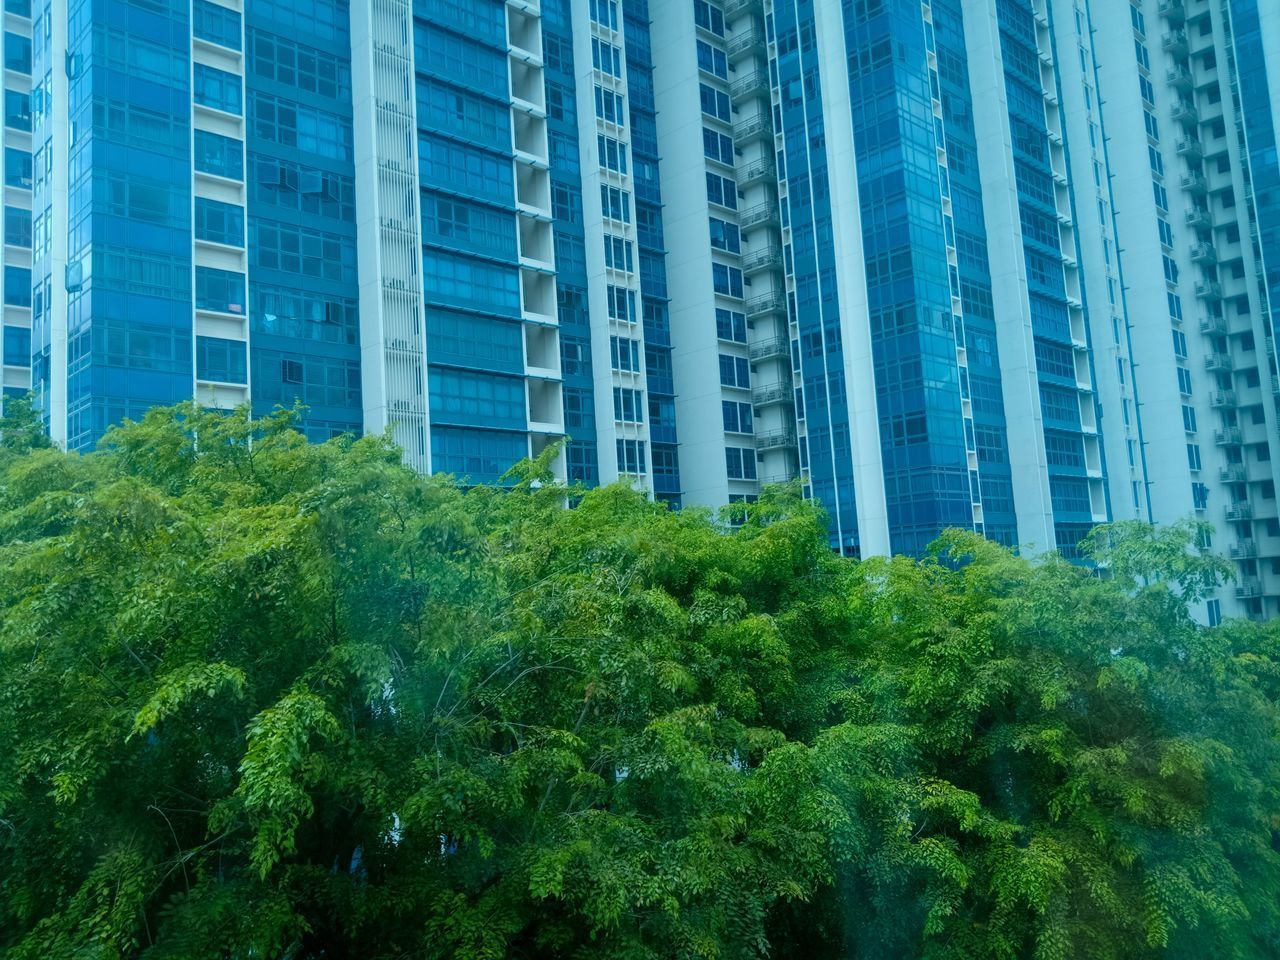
[[0, 0, 1276, 617], [1082, 0, 1280, 621]]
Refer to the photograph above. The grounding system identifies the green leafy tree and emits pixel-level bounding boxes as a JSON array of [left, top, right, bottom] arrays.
[[0, 405, 1277, 959]]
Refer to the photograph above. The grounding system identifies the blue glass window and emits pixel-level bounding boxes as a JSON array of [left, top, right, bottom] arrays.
[[196, 335, 247, 383], [722, 400, 753, 433], [3, 323, 28, 365], [416, 0, 505, 44], [194, 64, 242, 115], [4, 147, 30, 187], [725, 446, 756, 479], [194, 130, 243, 180], [718, 353, 750, 388], [705, 172, 737, 209], [4, 205, 30, 248], [412, 23, 508, 100], [425, 310, 523, 373], [699, 83, 730, 121], [416, 77, 509, 151], [696, 39, 728, 79], [251, 286, 358, 345], [612, 387, 643, 423], [709, 217, 739, 253], [428, 368, 526, 428], [252, 94, 352, 161], [4, 89, 30, 131], [616, 438, 646, 474], [421, 194, 516, 260], [4, 0, 31, 17], [693, 0, 725, 36], [423, 250, 519, 314], [195, 267, 245, 315], [195, 198, 244, 247], [416, 133, 510, 204], [193, 0, 242, 51], [250, 31, 350, 101], [3, 265, 28, 306], [711, 262, 743, 298], [715, 308, 746, 342], [589, 0, 618, 30], [430, 427, 527, 484], [251, 221, 356, 282], [253, 350, 360, 410], [4, 32, 29, 73]]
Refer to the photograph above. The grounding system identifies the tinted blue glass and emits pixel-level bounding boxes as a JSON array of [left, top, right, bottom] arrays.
[[246, 2, 362, 439], [3, 265, 29, 306], [4, 205, 30, 247], [3, 323, 28, 365], [196, 335, 247, 383], [430, 426, 528, 484], [1230, 0, 1280, 349], [195, 198, 245, 246], [428, 368, 527, 430], [194, 130, 244, 180], [193, 0, 242, 50], [4, 147, 30, 187], [195, 267, 246, 314], [4, 89, 30, 130], [194, 63, 243, 114], [4, 31, 29, 73]]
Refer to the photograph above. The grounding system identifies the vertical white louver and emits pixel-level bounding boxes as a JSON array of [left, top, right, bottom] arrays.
[[351, 0, 431, 471]]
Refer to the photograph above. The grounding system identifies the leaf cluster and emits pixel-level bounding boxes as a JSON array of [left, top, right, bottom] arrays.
[[0, 404, 1277, 959]]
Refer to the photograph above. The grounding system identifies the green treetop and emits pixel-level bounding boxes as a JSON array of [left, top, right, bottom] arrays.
[[0, 404, 1277, 959]]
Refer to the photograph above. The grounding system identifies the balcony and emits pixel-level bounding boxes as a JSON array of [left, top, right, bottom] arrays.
[[1166, 64, 1193, 90], [1189, 241, 1217, 263], [1195, 280, 1223, 299], [722, 0, 760, 18], [1170, 99, 1199, 125], [1205, 352, 1234, 373], [1158, 0, 1185, 23], [751, 382, 791, 406], [1214, 425, 1242, 445], [755, 427, 798, 450], [1199, 314, 1227, 336], [736, 156, 776, 187], [748, 336, 790, 362], [1175, 135, 1203, 160], [738, 199, 780, 229], [730, 71, 770, 101], [1236, 578, 1263, 599], [1208, 389, 1238, 408], [740, 243, 783, 274], [733, 112, 773, 144], [1185, 205, 1213, 228], [1225, 501, 1253, 521], [1162, 30, 1188, 58], [726, 28, 764, 60], [1229, 539, 1258, 559], [1219, 464, 1248, 482], [745, 289, 787, 318], [1180, 172, 1208, 195]]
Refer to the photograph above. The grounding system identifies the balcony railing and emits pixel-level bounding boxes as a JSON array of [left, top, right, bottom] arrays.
[[748, 336, 790, 362], [745, 289, 787, 318], [755, 427, 798, 450], [751, 382, 791, 406]]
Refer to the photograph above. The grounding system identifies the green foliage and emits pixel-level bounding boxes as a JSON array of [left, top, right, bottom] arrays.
[[1, 405, 1278, 959], [0, 393, 52, 458]]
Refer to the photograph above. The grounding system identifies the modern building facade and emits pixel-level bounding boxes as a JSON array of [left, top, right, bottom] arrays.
[[1, 0, 1277, 617]]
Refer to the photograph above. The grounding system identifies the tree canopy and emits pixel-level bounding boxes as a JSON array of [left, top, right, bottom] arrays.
[[1, 404, 1278, 959]]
